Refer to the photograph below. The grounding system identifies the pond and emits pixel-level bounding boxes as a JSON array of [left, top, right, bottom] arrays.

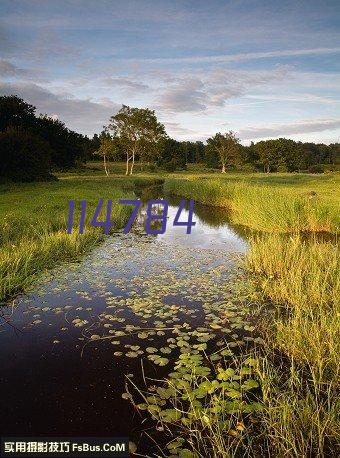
[[0, 186, 254, 454]]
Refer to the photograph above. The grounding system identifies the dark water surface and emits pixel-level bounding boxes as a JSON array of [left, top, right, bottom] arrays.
[[0, 189, 250, 453]]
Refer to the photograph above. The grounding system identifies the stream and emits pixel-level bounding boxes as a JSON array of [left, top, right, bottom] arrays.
[[0, 186, 253, 454]]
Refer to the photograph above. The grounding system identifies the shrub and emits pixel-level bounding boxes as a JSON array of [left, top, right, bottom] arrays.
[[308, 164, 324, 173], [0, 128, 54, 182]]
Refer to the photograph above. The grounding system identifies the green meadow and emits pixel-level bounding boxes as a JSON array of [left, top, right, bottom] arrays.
[[1, 166, 339, 456]]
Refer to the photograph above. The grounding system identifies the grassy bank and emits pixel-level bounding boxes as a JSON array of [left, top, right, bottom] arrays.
[[164, 175, 340, 233], [0, 176, 138, 301], [160, 174, 340, 456], [247, 235, 340, 456], [2, 170, 339, 455]]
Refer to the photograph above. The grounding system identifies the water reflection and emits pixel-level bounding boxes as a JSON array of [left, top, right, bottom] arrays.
[[133, 185, 249, 252]]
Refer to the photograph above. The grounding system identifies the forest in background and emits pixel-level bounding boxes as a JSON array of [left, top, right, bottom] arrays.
[[0, 95, 339, 182]]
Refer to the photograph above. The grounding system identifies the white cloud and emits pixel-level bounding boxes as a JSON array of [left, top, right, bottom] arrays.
[[156, 66, 290, 112], [127, 47, 340, 65], [103, 77, 150, 93], [239, 118, 340, 140], [0, 59, 27, 77], [157, 78, 208, 112], [0, 82, 120, 135]]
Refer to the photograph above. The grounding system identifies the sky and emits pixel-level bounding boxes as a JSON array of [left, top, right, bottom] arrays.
[[0, 0, 339, 144]]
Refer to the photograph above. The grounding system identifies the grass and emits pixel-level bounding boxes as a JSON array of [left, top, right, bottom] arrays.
[[161, 172, 340, 456], [247, 235, 340, 457], [0, 176, 139, 301], [164, 175, 340, 233], [1, 166, 339, 456]]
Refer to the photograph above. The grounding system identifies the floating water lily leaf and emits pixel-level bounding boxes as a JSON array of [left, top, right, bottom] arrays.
[[155, 357, 169, 366], [90, 335, 101, 340], [244, 357, 258, 366], [128, 442, 137, 454], [160, 408, 182, 422], [126, 351, 138, 358], [210, 323, 222, 329], [147, 404, 161, 414], [226, 389, 242, 399], [136, 403, 148, 410], [243, 402, 263, 413], [178, 448, 198, 458], [146, 347, 157, 353], [210, 354, 222, 361], [217, 368, 235, 380], [193, 343, 207, 351], [137, 332, 148, 339], [167, 437, 185, 451], [242, 379, 259, 390], [239, 367, 252, 376]]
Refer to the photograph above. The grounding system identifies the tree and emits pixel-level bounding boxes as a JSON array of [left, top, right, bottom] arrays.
[[36, 115, 87, 168], [0, 95, 37, 132], [106, 105, 166, 175], [157, 138, 187, 171], [0, 127, 52, 182], [206, 131, 240, 173], [94, 132, 118, 176]]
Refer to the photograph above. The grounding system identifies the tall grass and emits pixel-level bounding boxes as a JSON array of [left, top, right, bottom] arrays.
[[0, 229, 101, 301], [247, 235, 340, 457], [0, 177, 134, 301], [163, 175, 340, 455], [164, 178, 339, 233]]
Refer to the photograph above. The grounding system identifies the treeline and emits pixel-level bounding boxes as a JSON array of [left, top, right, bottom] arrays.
[[207, 136, 339, 173], [0, 95, 93, 181], [92, 114, 339, 175], [92, 105, 338, 175], [1, 96, 339, 181]]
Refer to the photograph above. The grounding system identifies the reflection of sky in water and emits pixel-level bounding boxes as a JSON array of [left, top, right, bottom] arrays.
[[157, 205, 248, 253]]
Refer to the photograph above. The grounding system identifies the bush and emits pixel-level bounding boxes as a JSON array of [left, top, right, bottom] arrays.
[[308, 164, 324, 173], [0, 128, 54, 182]]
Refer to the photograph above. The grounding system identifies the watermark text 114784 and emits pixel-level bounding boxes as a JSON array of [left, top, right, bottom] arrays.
[[67, 199, 196, 235]]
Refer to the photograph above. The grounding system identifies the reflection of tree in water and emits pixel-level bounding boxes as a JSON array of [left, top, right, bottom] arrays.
[[134, 201, 164, 235], [194, 203, 251, 240], [132, 184, 251, 240], [165, 194, 251, 240], [133, 183, 163, 203]]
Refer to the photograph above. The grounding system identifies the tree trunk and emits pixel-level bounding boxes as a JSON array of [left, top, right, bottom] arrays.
[[130, 150, 135, 175], [221, 163, 226, 173], [103, 154, 109, 176], [125, 154, 130, 175]]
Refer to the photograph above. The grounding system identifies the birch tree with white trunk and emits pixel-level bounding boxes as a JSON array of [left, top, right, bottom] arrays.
[[106, 105, 166, 175], [94, 132, 117, 176], [206, 131, 240, 173]]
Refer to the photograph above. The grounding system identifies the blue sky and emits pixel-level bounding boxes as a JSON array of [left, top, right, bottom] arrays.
[[0, 0, 339, 143]]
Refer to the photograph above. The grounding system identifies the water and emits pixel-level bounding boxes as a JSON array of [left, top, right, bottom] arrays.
[[0, 187, 250, 453]]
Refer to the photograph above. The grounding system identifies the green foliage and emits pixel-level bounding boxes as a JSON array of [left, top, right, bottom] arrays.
[[205, 131, 240, 173], [0, 95, 36, 132], [106, 105, 166, 175], [0, 127, 53, 182], [0, 95, 92, 179], [164, 175, 340, 232], [248, 235, 340, 456], [36, 115, 89, 169], [0, 177, 133, 300], [158, 138, 187, 171]]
